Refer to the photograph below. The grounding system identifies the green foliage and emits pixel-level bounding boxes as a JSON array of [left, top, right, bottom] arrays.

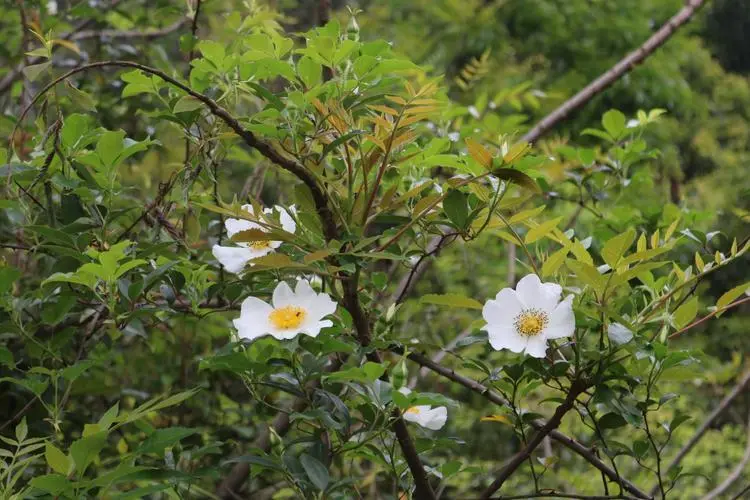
[[0, 1, 747, 499]]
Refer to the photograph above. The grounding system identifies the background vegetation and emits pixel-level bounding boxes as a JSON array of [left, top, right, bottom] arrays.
[[0, 0, 749, 498]]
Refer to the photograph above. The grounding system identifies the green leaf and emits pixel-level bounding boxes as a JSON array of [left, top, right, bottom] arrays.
[[0, 346, 14, 368], [45, 443, 73, 475], [602, 109, 626, 139], [136, 427, 197, 455], [300, 453, 329, 491], [598, 412, 627, 430], [23, 62, 51, 81], [716, 281, 750, 310], [326, 362, 385, 383], [0, 265, 21, 295], [29, 474, 73, 495], [525, 216, 563, 244], [673, 297, 698, 329], [15, 417, 27, 442], [420, 293, 483, 310], [602, 228, 636, 268], [298, 56, 322, 88], [443, 189, 469, 228], [541, 246, 570, 278], [566, 259, 605, 296], [65, 82, 97, 112], [70, 432, 107, 473], [493, 168, 541, 194], [173, 96, 204, 113]]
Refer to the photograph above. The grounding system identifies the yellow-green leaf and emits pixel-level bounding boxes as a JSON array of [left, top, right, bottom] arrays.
[[542, 246, 570, 278], [601, 229, 636, 268], [420, 293, 483, 310], [525, 217, 563, 244], [717, 282, 750, 310], [673, 297, 698, 329]]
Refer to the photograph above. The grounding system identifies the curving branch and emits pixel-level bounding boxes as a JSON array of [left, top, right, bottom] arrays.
[[10, 60, 338, 242], [521, 0, 706, 143], [70, 19, 186, 41], [402, 351, 650, 499]]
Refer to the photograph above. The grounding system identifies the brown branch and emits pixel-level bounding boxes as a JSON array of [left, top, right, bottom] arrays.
[[520, 0, 706, 143], [401, 351, 650, 499], [11, 60, 338, 241], [650, 370, 750, 496], [479, 379, 588, 499]]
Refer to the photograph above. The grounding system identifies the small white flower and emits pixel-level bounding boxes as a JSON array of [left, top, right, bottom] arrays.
[[482, 274, 575, 358], [399, 387, 447, 430], [233, 280, 336, 341], [212, 204, 296, 274]]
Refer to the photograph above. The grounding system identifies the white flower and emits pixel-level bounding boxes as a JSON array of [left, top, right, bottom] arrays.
[[399, 387, 447, 431], [233, 279, 336, 341], [482, 274, 575, 358], [212, 204, 296, 274]]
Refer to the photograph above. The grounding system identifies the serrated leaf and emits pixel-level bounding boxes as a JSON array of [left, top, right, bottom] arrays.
[[602, 109, 626, 139], [45, 444, 73, 475], [173, 96, 204, 113], [673, 297, 698, 329]]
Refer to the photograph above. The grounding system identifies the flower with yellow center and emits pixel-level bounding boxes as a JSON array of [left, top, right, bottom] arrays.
[[482, 274, 575, 358], [233, 279, 336, 341], [212, 204, 296, 275], [399, 387, 447, 430]]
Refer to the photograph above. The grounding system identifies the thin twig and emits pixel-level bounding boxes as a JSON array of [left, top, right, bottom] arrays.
[[650, 370, 750, 496]]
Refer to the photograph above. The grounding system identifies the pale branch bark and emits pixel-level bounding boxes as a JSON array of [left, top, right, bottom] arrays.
[[387, 0, 706, 306], [402, 351, 650, 499], [11, 60, 338, 242], [520, 0, 706, 144], [704, 408, 750, 500], [649, 369, 750, 496]]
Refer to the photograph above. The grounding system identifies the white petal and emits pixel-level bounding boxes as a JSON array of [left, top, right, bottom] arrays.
[[212, 245, 254, 274], [276, 205, 297, 234], [524, 336, 549, 358], [295, 279, 317, 302], [272, 281, 296, 308], [486, 326, 527, 353], [403, 409, 421, 425], [269, 328, 303, 340], [234, 296, 274, 340], [224, 218, 256, 239], [299, 320, 331, 338], [483, 289, 522, 328], [515, 273, 562, 312], [308, 292, 337, 320], [240, 204, 255, 215], [423, 407, 447, 430], [545, 296, 575, 339], [399, 387, 412, 396]]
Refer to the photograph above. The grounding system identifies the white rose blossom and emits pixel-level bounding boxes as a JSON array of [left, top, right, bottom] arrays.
[[212, 204, 296, 274], [482, 274, 575, 358], [399, 387, 447, 431], [233, 279, 336, 341]]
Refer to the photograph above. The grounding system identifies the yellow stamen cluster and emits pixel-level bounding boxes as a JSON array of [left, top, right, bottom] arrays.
[[514, 309, 548, 337], [405, 407, 421, 415], [269, 306, 306, 329], [250, 240, 272, 250]]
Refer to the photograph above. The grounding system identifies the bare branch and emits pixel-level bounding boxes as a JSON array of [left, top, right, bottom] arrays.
[[521, 0, 706, 143], [650, 369, 750, 496], [402, 351, 650, 499]]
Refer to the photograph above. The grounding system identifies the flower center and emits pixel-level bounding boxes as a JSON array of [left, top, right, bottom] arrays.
[[269, 306, 306, 329], [514, 309, 549, 337], [250, 240, 272, 250], [405, 407, 421, 415]]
